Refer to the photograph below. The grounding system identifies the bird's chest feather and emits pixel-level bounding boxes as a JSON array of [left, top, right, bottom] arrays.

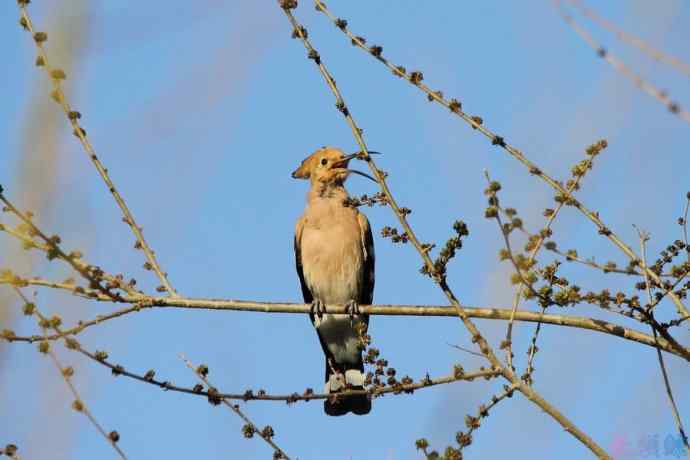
[[300, 204, 363, 304]]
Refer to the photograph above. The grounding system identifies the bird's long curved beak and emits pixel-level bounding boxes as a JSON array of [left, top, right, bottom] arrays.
[[351, 150, 383, 159], [346, 169, 378, 182]]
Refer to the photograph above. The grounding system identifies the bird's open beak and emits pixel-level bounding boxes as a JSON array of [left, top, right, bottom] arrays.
[[331, 150, 383, 168], [331, 151, 382, 183], [331, 153, 358, 168]]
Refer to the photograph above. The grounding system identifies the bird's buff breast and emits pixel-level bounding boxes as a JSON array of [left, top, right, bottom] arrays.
[[300, 211, 364, 305], [299, 201, 367, 365]]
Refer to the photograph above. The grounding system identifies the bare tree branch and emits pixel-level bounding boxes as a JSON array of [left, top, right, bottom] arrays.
[[554, 0, 690, 124], [180, 354, 292, 460], [286, 3, 612, 456], [637, 230, 690, 455], [16, 2, 178, 297], [312, 0, 690, 321], [13, 287, 127, 460], [3, 296, 688, 361]]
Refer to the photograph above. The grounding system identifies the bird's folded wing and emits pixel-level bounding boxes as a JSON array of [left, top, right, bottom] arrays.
[[294, 217, 313, 304], [357, 212, 375, 306]]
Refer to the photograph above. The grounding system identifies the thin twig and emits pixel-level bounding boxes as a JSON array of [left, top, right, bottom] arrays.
[[548, 247, 641, 276], [637, 230, 690, 455], [0, 276, 121, 301], [568, 0, 690, 78], [12, 288, 127, 460], [682, 196, 690, 262], [71, 338, 502, 402], [554, 0, 690, 124], [0, 222, 141, 297], [521, 145, 601, 381], [417, 383, 517, 459], [459, 384, 518, 454], [180, 354, 291, 460], [447, 343, 487, 359], [0, 191, 124, 300]]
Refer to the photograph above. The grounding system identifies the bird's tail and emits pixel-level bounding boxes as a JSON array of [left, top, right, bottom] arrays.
[[323, 363, 371, 416]]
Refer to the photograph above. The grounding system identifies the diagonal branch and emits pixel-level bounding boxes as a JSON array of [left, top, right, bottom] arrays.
[[0, 219, 142, 297], [180, 354, 292, 460], [13, 287, 128, 460], [520, 142, 603, 381], [0, 189, 126, 300], [567, 0, 690, 78], [554, 0, 690, 124], [312, 0, 690, 321], [15, 3, 178, 297], [284, 3, 610, 456]]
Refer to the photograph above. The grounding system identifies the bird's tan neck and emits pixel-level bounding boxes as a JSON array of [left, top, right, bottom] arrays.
[[307, 183, 349, 203]]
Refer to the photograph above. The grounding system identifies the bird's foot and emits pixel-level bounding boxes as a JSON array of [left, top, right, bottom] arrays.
[[346, 300, 360, 326], [311, 299, 326, 318]]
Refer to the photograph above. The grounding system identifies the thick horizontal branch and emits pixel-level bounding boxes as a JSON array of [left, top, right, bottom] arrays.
[[155, 298, 690, 360], [5, 296, 688, 361]]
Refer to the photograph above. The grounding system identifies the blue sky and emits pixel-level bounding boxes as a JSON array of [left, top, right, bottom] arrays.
[[1, 1, 689, 459]]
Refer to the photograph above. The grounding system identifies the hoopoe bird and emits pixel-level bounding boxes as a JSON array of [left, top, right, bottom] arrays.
[[292, 146, 376, 416]]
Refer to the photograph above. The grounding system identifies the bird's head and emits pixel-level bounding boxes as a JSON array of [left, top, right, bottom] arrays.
[[291, 146, 378, 187]]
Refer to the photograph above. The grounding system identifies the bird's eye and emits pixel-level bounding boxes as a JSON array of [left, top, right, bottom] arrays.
[[321, 158, 328, 166]]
